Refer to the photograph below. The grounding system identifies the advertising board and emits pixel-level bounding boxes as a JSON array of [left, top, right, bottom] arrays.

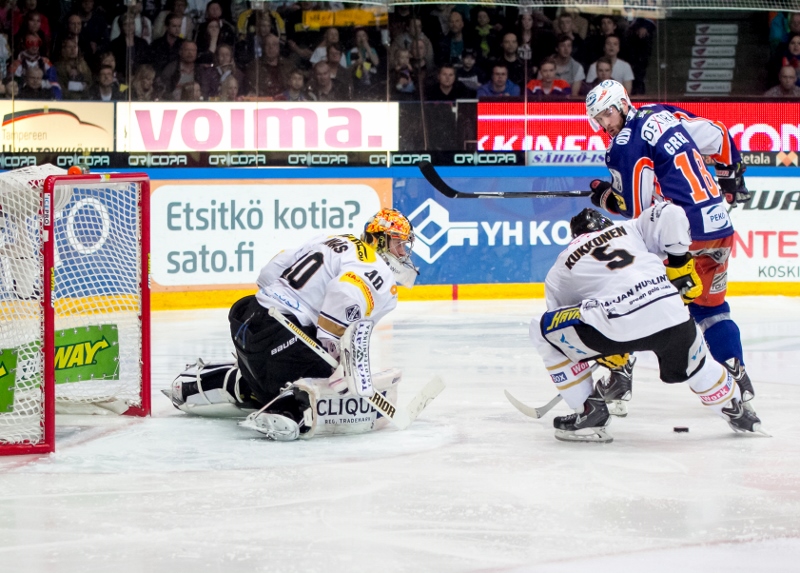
[[477, 101, 800, 152], [116, 102, 399, 152]]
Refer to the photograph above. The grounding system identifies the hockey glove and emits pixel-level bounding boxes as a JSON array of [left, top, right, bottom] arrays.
[[596, 353, 630, 370], [589, 180, 621, 214], [666, 253, 703, 304], [716, 162, 751, 206]]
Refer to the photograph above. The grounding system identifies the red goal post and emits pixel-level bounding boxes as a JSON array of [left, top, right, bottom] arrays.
[[0, 167, 150, 455]]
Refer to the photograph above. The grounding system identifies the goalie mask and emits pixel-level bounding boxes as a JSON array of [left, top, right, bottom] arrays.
[[362, 208, 419, 287], [585, 79, 633, 132], [570, 208, 613, 238]]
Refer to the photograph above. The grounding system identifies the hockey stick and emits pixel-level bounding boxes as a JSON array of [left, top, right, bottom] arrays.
[[267, 307, 444, 430], [504, 390, 562, 419], [418, 161, 592, 199]]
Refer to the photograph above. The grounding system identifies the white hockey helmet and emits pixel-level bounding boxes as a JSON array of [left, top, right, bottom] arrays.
[[585, 79, 633, 132]]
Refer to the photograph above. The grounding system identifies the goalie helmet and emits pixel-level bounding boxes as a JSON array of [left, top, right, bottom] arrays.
[[570, 208, 613, 238], [585, 79, 633, 132], [362, 208, 419, 287]]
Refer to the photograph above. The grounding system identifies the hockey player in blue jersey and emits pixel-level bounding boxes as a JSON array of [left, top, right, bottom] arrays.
[[583, 79, 754, 411]]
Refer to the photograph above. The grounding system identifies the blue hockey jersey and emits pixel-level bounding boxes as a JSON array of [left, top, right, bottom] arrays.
[[605, 103, 740, 241]]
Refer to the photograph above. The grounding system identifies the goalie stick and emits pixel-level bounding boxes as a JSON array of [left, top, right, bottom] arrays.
[[419, 161, 592, 199], [267, 307, 444, 430]]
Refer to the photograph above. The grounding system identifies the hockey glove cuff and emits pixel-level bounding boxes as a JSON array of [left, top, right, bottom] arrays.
[[589, 180, 621, 214], [716, 162, 751, 206], [596, 353, 630, 370], [666, 253, 703, 304]]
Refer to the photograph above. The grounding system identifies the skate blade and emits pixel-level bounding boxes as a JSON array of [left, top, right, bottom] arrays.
[[753, 423, 771, 437], [607, 400, 628, 417], [554, 427, 613, 443]]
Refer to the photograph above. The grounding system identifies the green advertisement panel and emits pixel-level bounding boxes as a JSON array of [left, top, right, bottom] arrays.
[[55, 324, 119, 384], [0, 348, 18, 412]]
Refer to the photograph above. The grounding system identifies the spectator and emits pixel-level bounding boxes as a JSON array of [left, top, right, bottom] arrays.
[[553, 12, 585, 65], [310, 27, 343, 65], [626, 17, 655, 94], [56, 37, 92, 99], [527, 56, 571, 97], [110, 2, 153, 45], [764, 65, 800, 96], [9, 34, 61, 98], [2, 77, 18, 98], [586, 34, 633, 93], [515, 11, 556, 73], [111, 12, 151, 77], [553, 34, 584, 95], [53, 14, 89, 63], [196, 1, 236, 54], [409, 37, 436, 96], [11, 0, 50, 43], [75, 0, 110, 60], [18, 64, 56, 99], [131, 62, 157, 100], [218, 74, 240, 101], [306, 60, 350, 101], [88, 65, 123, 100], [199, 42, 243, 99], [326, 43, 352, 97], [389, 48, 415, 99], [179, 80, 202, 100], [770, 12, 800, 58], [0, 0, 11, 36], [390, 17, 435, 71], [477, 63, 520, 97], [150, 13, 184, 73], [493, 32, 530, 89], [472, 9, 498, 60], [436, 10, 474, 66], [349, 28, 379, 97], [426, 62, 471, 100], [585, 15, 619, 65], [14, 10, 50, 58], [160, 40, 200, 99], [235, 11, 284, 70], [455, 48, 485, 94], [284, 1, 318, 68], [153, 0, 195, 41], [779, 33, 800, 78], [246, 33, 294, 98], [275, 68, 310, 101], [0, 31, 8, 80], [579, 55, 612, 95], [553, 8, 588, 40]]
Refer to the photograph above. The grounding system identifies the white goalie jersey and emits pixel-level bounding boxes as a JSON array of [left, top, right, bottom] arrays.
[[255, 234, 398, 354], [545, 203, 693, 342]]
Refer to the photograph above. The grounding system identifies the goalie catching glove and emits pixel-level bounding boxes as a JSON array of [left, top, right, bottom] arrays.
[[715, 162, 751, 206], [666, 253, 703, 304], [589, 180, 621, 214]]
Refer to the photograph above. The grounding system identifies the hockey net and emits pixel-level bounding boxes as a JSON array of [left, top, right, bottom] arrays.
[[0, 165, 150, 455]]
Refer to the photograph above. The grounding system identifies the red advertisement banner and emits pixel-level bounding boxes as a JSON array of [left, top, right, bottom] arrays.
[[477, 101, 800, 152]]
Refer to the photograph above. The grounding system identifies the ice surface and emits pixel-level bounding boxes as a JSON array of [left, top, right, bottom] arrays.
[[1, 297, 799, 573]]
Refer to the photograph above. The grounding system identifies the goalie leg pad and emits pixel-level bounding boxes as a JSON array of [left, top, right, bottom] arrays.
[[164, 359, 255, 418]]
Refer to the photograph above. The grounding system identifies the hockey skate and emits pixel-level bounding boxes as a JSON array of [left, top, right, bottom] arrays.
[[724, 358, 755, 404], [596, 356, 636, 417], [721, 398, 769, 436], [553, 395, 612, 443], [240, 383, 317, 441]]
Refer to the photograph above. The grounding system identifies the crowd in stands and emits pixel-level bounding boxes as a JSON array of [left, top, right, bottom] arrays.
[[2, 1, 798, 103], [0, 0, 661, 102]]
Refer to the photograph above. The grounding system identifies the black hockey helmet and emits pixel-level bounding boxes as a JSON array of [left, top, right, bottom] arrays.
[[570, 208, 613, 238]]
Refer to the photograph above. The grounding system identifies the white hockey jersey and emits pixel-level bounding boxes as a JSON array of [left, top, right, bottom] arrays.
[[255, 234, 398, 353], [545, 204, 693, 342]]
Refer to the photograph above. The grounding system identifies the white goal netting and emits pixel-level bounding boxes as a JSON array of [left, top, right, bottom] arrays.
[[0, 165, 148, 452]]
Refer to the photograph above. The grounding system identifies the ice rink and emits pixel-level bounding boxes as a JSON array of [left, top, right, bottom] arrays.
[[2, 296, 799, 573]]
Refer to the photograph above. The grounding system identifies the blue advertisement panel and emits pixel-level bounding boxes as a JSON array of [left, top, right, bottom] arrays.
[[393, 173, 597, 284]]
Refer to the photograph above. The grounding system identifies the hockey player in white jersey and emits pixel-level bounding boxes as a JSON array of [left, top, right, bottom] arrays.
[[164, 208, 419, 441], [529, 203, 764, 443]]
